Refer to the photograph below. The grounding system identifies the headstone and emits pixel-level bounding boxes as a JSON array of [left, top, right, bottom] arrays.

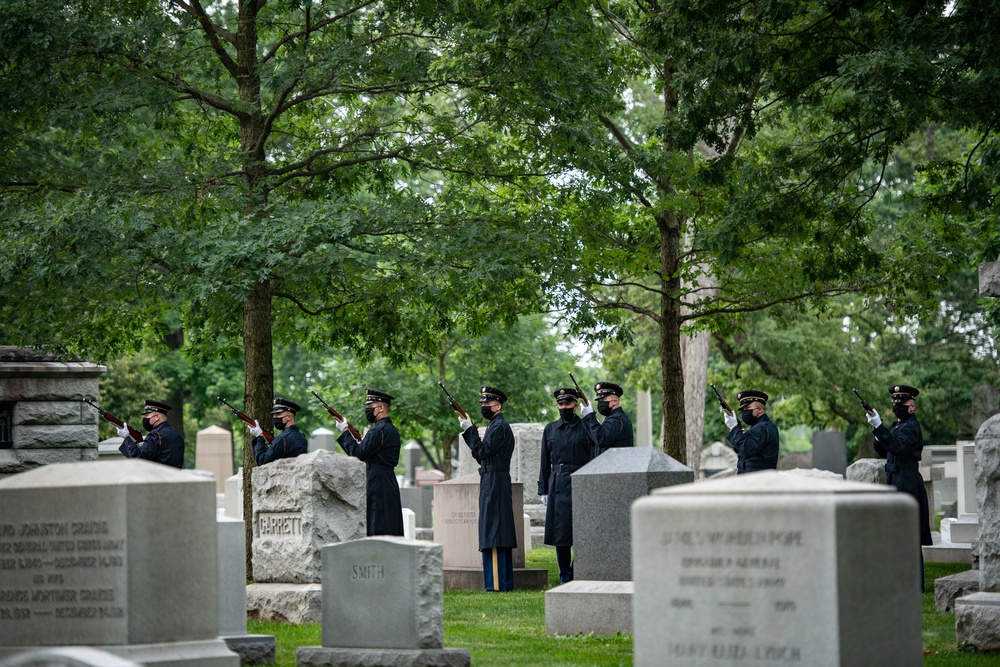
[[958, 384, 999, 438], [0, 460, 239, 666], [246, 450, 366, 624], [699, 441, 737, 478], [216, 516, 274, 664], [632, 471, 922, 667], [777, 451, 811, 470], [97, 437, 123, 461], [223, 470, 242, 519], [414, 468, 445, 487], [812, 430, 847, 476], [0, 647, 141, 667], [635, 389, 653, 447], [955, 414, 1000, 649], [546, 448, 693, 637], [951, 442, 980, 544], [402, 508, 416, 540], [0, 348, 104, 479], [308, 428, 335, 453], [845, 458, 886, 485], [195, 426, 234, 494], [399, 486, 433, 528], [456, 423, 545, 504], [403, 442, 421, 486], [430, 473, 547, 590], [296, 538, 469, 667]]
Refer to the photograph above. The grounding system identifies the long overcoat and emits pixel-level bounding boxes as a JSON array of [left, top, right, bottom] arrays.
[[339, 417, 404, 536], [462, 412, 518, 550], [726, 414, 779, 473], [582, 407, 633, 457], [537, 415, 592, 547], [253, 424, 308, 465], [874, 414, 933, 546], [120, 421, 185, 469]]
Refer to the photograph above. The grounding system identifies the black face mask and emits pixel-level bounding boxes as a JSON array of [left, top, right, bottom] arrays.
[[559, 407, 576, 422], [365, 407, 377, 423], [741, 410, 758, 426], [892, 405, 911, 420], [272, 417, 286, 432], [597, 400, 613, 416], [481, 405, 496, 421], [141, 417, 154, 432]]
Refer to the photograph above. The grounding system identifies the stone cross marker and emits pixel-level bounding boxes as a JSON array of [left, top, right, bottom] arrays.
[[0, 460, 238, 666], [632, 472, 922, 667]]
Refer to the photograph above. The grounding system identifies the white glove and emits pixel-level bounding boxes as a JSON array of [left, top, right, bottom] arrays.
[[249, 420, 263, 438], [335, 418, 350, 433], [459, 416, 473, 431], [866, 409, 882, 429], [724, 410, 738, 430], [115, 423, 129, 438], [581, 403, 594, 417], [540, 495, 548, 506]]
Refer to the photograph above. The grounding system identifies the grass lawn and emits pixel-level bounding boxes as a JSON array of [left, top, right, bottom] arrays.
[[249, 550, 992, 666]]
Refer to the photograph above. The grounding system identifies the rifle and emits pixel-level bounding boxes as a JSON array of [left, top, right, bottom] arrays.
[[218, 397, 274, 443], [438, 383, 469, 420], [709, 385, 741, 427], [311, 391, 363, 442], [84, 399, 143, 442], [568, 373, 589, 406], [853, 388, 875, 415]]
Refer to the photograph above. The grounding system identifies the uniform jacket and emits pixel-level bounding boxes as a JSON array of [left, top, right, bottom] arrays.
[[120, 421, 184, 469], [727, 414, 779, 473], [538, 415, 592, 547], [339, 417, 404, 537], [874, 414, 933, 546], [582, 407, 633, 457], [462, 411, 518, 550], [253, 424, 308, 466]]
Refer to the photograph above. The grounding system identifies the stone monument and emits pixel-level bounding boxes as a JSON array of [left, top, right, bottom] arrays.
[[195, 426, 234, 494], [216, 515, 274, 664], [246, 450, 366, 623], [297, 537, 469, 667], [812, 430, 847, 476], [0, 460, 239, 666], [0, 347, 104, 479], [431, 473, 547, 590], [632, 472, 922, 666], [546, 447, 693, 636], [954, 413, 1000, 650]]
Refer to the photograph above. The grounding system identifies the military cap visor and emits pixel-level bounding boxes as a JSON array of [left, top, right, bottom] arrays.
[[479, 386, 508, 404], [553, 387, 580, 404], [889, 384, 919, 404], [594, 381, 623, 399], [271, 397, 302, 414], [142, 399, 171, 415], [737, 390, 768, 408], [364, 388, 395, 405]]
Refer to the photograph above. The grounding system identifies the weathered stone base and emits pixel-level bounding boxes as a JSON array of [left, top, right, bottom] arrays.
[[222, 635, 276, 665], [923, 542, 972, 564], [247, 583, 322, 624], [442, 567, 548, 591], [0, 639, 239, 667], [956, 592, 1000, 651], [296, 646, 470, 667], [544, 580, 633, 636], [935, 570, 980, 611]]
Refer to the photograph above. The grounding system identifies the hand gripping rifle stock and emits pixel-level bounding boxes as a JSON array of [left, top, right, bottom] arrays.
[[568, 373, 589, 406], [84, 399, 143, 442], [311, 391, 363, 442], [438, 383, 469, 420], [853, 388, 875, 415], [218, 397, 274, 443], [709, 384, 741, 427]]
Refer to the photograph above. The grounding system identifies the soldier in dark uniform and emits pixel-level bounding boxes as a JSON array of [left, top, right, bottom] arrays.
[[538, 387, 593, 583], [335, 388, 404, 537], [867, 384, 933, 591], [723, 389, 779, 474], [251, 397, 308, 465], [459, 385, 518, 592], [580, 381, 633, 457], [117, 399, 185, 469]]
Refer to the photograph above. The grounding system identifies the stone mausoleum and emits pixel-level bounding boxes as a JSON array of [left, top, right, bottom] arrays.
[[0, 346, 104, 479]]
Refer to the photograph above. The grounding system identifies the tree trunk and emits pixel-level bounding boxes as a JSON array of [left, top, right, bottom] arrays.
[[242, 281, 272, 580], [658, 210, 685, 463], [681, 331, 708, 476]]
